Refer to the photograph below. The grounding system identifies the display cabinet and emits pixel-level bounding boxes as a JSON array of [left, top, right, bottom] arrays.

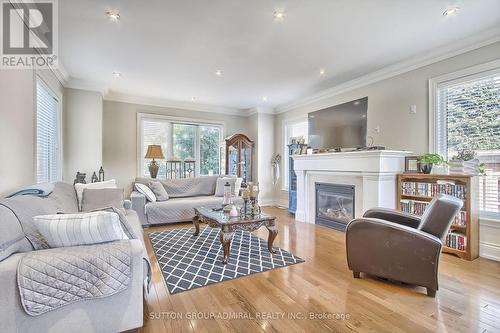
[[225, 133, 254, 187]]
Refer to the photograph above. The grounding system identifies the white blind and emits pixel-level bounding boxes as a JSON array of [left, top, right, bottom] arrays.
[[36, 80, 61, 183], [436, 73, 500, 216]]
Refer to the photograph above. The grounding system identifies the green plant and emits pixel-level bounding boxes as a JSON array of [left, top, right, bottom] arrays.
[[418, 153, 447, 165]]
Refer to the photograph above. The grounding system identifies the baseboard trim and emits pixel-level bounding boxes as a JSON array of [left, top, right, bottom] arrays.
[[480, 241, 500, 262]]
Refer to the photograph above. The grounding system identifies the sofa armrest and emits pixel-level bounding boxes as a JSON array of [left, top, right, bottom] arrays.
[[346, 218, 442, 290], [130, 191, 147, 226], [363, 208, 421, 228]]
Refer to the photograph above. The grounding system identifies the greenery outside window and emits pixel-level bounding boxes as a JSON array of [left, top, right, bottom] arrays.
[[139, 114, 223, 178], [430, 62, 500, 218]]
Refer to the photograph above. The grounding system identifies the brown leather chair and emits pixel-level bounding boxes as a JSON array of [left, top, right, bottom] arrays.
[[346, 194, 463, 297]]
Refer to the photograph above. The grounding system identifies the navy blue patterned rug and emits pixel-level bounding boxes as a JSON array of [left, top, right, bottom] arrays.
[[148, 227, 304, 294]]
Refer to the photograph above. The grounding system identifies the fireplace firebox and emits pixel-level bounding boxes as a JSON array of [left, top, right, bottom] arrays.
[[315, 183, 355, 231]]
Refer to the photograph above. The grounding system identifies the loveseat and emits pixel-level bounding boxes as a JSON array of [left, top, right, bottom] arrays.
[[0, 182, 147, 333], [131, 176, 243, 226]]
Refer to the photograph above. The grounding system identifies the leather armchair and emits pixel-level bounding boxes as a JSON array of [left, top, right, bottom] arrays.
[[346, 194, 463, 297]]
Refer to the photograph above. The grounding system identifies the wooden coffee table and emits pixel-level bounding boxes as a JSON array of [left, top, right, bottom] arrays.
[[192, 207, 278, 264]]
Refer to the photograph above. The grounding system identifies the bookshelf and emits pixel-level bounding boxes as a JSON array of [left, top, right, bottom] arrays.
[[396, 173, 479, 261]]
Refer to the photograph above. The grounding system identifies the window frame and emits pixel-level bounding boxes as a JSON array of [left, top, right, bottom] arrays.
[[136, 113, 224, 178], [429, 59, 500, 219], [282, 116, 308, 191], [34, 73, 63, 183]]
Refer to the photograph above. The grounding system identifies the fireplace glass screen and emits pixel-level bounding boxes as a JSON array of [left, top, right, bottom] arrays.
[[315, 183, 355, 231]]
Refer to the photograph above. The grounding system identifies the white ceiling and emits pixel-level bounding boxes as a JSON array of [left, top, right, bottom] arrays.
[[59, 0, 500, 111]]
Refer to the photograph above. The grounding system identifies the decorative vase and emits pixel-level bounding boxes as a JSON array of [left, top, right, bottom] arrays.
[[148, 159, 159, 178], [421, 163, 433, 174]]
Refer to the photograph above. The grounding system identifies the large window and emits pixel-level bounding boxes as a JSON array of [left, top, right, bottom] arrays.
[[431, 65, 500, 217], [139, 115, 223, 178], [283, 120, 308, 190], [36, 78, 61, 183]]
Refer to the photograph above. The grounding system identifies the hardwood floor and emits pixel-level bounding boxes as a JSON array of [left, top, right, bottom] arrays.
[[140, 207, 500, 333]]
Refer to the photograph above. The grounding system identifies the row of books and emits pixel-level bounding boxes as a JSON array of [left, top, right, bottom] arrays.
[[401, 181, 467, 200], [400, 200, 467, 226], [446, 232, 466, 251]]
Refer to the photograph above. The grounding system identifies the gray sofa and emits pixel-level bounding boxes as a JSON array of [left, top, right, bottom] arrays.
[[0, 182, 146, 333], [132, 176, 242, 226]]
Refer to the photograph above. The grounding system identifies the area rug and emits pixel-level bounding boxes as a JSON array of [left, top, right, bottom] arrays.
[[148, 227, 304, 294]]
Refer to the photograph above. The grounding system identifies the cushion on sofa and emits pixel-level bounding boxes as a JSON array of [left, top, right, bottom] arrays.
[[148, 181, 169, 201], [81, 188, 125, 212], [34, 211, 128, 248], [74, 179, 117, 211], [134, 183, 156, 202], [135, 176, 218, 198]]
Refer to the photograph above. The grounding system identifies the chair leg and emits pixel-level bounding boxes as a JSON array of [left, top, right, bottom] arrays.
[[353, 271, 360, 279], [426, 288, 436, 297]]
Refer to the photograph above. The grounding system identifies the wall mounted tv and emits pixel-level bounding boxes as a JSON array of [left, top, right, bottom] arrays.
[[308, 97, 368, 150]]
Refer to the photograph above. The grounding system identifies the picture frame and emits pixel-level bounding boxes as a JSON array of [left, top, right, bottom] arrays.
[[405, 156, 420, 173]]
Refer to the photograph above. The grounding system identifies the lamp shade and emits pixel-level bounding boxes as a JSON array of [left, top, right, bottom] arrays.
[[145, 145, 165, 159]]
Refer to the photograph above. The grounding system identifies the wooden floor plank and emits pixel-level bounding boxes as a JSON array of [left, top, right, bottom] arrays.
[[140, 207, 500, 333]]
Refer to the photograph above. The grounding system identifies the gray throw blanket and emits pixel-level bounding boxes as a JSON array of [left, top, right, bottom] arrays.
[[17, 241, 131, 316]]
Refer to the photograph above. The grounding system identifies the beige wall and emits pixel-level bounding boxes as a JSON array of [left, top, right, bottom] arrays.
[[274, 42, 500, 204], [63, 88, 103, 182], [0, 69, 63, 196], [102, 100, 251, 194]]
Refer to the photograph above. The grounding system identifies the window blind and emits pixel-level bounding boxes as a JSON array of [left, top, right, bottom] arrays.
[[36, 80, 60, 183], [436, 73, 500, 216]]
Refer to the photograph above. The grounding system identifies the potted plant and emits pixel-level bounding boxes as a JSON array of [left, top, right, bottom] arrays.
[[417, 153, 446, 174], [448, 149, 484, 175]]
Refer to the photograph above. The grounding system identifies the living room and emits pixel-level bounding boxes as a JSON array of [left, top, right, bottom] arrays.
[[0, 1, 499, 332]]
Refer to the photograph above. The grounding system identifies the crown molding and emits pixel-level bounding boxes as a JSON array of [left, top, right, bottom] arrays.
[[275, 28, 500, 114], [104, 91, 245, 116], [50, 61, 70, 86], [64, 78, 108, 95], [246, 106, 276, 116]]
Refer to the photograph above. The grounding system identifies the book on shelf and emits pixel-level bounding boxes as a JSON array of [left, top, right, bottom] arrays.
[[400, 199, 467, 226], [401, 181, 467, 200], [446, 232, 466, 251]]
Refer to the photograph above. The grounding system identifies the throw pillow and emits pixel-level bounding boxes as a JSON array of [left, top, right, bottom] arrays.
[[215, 177, 242, 197], [33, 211, 128, 248], [148, 181, 169, 201], [81, 188, 125, 213], [134, 183, 157, 202], [74, 179, 117, 211]]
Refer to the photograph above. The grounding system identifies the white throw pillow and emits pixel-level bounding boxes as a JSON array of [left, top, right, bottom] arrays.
[[215, 177, 242, 197], [34, 211, 127, 248], [134, 183, 157, 202], [74, 179, 117, 211]]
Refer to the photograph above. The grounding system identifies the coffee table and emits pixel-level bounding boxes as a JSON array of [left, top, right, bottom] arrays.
[[192, 207, 278, 264]]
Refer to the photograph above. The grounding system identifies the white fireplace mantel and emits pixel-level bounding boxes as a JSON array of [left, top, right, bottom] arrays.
[[292, 150, 410, 223]]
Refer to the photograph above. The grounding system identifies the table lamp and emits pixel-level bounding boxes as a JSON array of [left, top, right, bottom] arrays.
[[145, 145, 164, 178]]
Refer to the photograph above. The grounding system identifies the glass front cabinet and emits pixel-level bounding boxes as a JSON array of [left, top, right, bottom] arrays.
[[225, 133, 254, 187]]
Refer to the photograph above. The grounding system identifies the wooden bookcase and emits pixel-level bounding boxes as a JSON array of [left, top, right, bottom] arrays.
[[396, 173, 479, 261]]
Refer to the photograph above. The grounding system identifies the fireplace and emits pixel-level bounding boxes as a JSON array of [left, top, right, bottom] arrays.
[[315, 183, 355, 231]]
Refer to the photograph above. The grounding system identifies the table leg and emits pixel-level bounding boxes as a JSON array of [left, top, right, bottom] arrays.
[[266, 224, 278, 253], [193, 215, 200, 236], [220, 231, 234, 264]]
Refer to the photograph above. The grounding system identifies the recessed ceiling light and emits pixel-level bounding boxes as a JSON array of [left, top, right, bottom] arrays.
[[191, 96, 196, 101], [353, 100, 361, 106], [443, 7, 459, 16], [319, 69, 326, 76], [215, 69, 223, 76], [105, 9, 120, 22], [112, 71, 121, 78], [273, 9, 285, 20], [262, 96, 268, 102]]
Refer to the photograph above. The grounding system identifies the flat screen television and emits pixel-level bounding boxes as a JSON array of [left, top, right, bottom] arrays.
[[308, 97, 368, 150]]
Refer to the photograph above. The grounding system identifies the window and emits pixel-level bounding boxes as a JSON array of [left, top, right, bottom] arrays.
[[36, 79, 61, 183], [139, 114, 223, 178], [431, 65, 500, 217], [283, 120, 308, 190]]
